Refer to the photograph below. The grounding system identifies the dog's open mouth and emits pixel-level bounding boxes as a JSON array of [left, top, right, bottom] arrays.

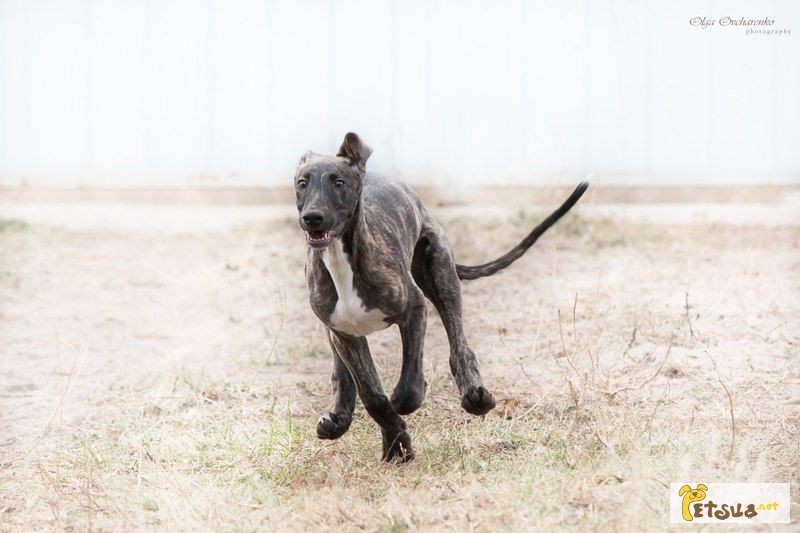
[[306, 229, 333, 247]]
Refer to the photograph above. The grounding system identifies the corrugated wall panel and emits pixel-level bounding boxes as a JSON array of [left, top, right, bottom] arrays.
[[0, 0, 798, 188]]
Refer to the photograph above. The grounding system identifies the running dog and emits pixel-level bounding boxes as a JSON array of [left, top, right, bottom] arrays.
[[295, 132, 589, 462]]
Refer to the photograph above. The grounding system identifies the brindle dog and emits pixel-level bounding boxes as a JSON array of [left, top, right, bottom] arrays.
[[295, 132, 589, 462]]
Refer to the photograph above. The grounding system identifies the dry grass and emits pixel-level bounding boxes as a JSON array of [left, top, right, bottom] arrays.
[[0, 218, 29, 233], [0, 201, 798, 530]]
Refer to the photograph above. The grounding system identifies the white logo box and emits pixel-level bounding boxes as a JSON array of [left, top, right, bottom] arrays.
[[670, 483, 790, 524]]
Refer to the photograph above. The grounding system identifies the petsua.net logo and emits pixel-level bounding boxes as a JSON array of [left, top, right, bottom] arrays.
[[670, 483, 790, 524]]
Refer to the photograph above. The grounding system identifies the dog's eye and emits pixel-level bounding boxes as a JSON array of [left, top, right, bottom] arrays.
[[297, 179, 308, 190], [333, 176, 345, 189]]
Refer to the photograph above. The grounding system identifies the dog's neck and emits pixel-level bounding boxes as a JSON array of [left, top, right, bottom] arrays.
[[339, 194, 371, 268]]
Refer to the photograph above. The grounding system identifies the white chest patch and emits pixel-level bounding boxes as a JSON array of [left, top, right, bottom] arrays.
[[322, 239, 389, 337]]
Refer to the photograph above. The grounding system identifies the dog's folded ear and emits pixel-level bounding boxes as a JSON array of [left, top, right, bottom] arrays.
[[697, 484, 708, 491], [298, 150, 315, 166], [337, 132, 372, 171], [679, 485, 691, 496]]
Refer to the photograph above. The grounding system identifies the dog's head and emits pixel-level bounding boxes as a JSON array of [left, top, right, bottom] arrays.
[[294, 132, 372, 249], [679, 484, 708, 505]]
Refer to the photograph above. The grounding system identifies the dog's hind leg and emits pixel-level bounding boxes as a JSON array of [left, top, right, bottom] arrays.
[[412, 233, 497, 416], [390, 296, 428, 415], [316, 329, 357, 440], [330, 331, 414, 462]]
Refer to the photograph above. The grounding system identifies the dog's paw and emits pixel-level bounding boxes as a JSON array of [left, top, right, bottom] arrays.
[[316, 411, 352, 440], [381, 430, 414, 463], [390, 380, 427, 415], [460, 385, 496, 416]]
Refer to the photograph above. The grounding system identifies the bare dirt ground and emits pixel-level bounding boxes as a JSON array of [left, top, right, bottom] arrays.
[[1, 189, 799, 530]]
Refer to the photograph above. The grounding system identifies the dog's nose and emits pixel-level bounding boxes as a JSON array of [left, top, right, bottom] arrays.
[[302, 211, 325, 229], [692, 492, 697, 497]]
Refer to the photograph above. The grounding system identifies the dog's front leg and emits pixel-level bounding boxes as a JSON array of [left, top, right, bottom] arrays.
[[391, 298, 427, 415], [329, 331, 414, 462], [316, 328, 357, 440]]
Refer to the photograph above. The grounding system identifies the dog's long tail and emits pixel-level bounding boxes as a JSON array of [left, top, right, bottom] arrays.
[[455, 179, 590, 281]]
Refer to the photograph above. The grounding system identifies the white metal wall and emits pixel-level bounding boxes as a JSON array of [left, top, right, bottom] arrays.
[[1, 0, 799, 189]]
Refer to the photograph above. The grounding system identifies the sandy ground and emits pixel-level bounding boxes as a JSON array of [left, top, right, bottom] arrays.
[[1, 189, 799, 530]]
